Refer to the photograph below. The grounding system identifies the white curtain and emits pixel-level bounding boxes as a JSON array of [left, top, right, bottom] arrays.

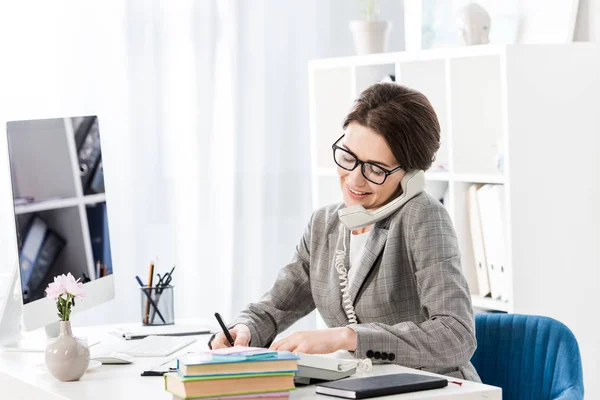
[[0, 0, 405, 330]]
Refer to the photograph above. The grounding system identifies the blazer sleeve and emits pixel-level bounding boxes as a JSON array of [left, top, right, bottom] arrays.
[[348, 202, 477, 368], [227, 214, 316, 348]]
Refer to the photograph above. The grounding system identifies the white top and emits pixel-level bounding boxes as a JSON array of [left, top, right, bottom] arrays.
[[349, 231, 370, 287]]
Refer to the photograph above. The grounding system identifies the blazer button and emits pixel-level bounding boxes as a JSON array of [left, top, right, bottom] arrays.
[[366, 350, 374, 358], [381, 352, 388, 360], [374, 351, 381, 360], [388, 353, 396, 361]]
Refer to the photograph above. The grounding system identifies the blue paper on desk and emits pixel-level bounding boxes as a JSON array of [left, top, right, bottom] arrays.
[[179, 350, 298, 368], [207, 346, 278, 361]]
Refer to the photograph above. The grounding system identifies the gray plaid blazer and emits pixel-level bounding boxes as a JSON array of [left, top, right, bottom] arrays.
[[230, 192, 481, 381]]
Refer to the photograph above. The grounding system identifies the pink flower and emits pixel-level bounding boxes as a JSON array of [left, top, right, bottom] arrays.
[[45, 275, 66, 300], [45, 273, 86, 301], [64, 272, 85, 300]]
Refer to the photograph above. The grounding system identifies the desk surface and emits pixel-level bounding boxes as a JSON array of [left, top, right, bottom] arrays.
[[1, 322, 501, 400]]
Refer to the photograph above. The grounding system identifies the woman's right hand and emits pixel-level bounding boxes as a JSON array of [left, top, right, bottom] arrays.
[[210, 324, 252, 349]]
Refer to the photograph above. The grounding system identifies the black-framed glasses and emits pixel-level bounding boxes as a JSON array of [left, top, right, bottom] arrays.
[[331, 134, 403, 185]]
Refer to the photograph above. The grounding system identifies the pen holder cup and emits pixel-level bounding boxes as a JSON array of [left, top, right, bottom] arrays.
[[140, 285, 174, 326]]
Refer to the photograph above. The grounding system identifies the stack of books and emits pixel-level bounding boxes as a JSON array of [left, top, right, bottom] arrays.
[[164, 347, 299, 400]]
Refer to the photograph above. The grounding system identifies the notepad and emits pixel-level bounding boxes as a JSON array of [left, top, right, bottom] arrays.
[[315, 373, 448, 399], [203, 346, 278, 361]]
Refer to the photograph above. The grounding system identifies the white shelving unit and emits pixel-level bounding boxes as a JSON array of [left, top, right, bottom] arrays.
[[309, 46, 511, 313], [309, 44, 600, 396], [6, 117, 107, 285], [308, 44, 600, 311]]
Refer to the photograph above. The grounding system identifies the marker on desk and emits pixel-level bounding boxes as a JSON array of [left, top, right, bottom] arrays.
[[214, 312, 235, 346], [135, 275, 166, 324]]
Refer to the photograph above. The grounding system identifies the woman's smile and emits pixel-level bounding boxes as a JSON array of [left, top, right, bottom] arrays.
[[345, 181, 372, 200]]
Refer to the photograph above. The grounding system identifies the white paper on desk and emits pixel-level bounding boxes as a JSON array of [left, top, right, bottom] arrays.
[[110, 324, 213, 340]]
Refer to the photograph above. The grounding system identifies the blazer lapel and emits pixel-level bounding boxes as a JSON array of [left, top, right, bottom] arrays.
[[348, 227, 388, 305]]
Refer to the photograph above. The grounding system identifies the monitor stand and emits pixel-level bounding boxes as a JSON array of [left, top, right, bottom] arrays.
[[0, 269, 58, 352]]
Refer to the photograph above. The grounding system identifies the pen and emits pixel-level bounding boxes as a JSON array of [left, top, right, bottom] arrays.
[[214, 312, 235, 346], [135, 275, 166, 324], [144, 262, 155, 324], [141, 352, 191, 377]]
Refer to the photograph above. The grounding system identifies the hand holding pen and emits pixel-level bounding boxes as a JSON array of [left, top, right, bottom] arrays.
[[209, 313, 251, 349]]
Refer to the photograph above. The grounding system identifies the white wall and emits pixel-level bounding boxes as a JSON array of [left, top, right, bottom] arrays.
[[0, 2, 132, 326], [575, 0, 600, 40]]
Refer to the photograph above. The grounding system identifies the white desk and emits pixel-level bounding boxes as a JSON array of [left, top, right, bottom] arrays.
[[0, 323, 501, 400]]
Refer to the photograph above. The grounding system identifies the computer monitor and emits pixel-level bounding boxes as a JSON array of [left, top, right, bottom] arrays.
[[0, 116, 114, 342]]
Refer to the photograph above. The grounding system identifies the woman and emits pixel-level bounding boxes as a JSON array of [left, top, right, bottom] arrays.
[[210, 83, 480, 381]]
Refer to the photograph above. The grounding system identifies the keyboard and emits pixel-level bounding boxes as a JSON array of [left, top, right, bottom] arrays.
[[120, 335, 197, 357]]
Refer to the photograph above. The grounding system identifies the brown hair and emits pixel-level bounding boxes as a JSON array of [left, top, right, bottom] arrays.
[[343, 82, 440, 171]]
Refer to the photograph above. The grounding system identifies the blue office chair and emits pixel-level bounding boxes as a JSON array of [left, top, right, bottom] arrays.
[[471, 313, 583, 400]]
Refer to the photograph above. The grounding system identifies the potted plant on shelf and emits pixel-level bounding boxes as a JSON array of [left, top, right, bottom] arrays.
[[350, 0, 392, 55]]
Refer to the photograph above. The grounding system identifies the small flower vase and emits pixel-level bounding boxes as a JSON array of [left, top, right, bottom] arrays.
[[45, 321, 90, 382]]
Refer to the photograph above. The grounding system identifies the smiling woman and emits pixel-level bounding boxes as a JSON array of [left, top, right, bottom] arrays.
[[209, 82, 481, 382]]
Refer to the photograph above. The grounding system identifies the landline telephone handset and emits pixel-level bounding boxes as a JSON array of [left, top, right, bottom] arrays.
[[335, 169, 426, 327], [338, 169, 426, 231]]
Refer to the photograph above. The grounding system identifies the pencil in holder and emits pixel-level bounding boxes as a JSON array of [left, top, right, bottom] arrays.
[[140, 285, 174, 326]]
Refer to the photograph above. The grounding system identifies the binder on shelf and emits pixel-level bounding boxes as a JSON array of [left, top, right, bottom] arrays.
[[467, 184, 491, 297], [19, 216, 46, 295], [74, 116, 102, 194], [476, 184, 509, 302], [19, 215, 66, 303], [88, 159, 105, 194], [87, 202, 113, 277]]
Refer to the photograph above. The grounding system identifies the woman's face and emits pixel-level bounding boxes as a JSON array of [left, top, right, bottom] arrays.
[[337, 122, 405, 210]]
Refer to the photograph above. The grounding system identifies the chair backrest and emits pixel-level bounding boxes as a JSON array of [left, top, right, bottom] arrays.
[[471, 313, 584, 400]]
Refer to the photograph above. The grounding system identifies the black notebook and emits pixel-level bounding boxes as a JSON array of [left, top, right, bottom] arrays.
[[315, 373, 448, 399]]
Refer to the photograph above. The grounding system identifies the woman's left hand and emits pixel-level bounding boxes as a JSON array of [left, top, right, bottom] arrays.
[[269, 327, 357, 353]]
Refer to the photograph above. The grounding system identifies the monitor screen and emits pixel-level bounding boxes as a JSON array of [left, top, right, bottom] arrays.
[[6, 116, 113, 305]]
